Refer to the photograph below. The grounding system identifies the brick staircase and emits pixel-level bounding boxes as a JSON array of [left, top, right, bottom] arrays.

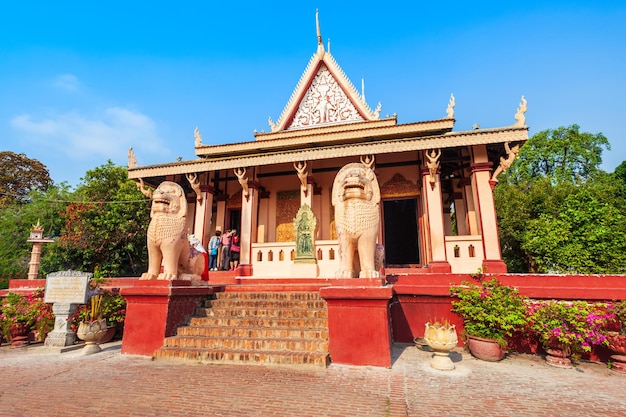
[[153, 290, 330, 367]]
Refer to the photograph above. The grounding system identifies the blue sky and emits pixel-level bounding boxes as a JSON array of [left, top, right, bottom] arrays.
[[1, 1, 624, 187]]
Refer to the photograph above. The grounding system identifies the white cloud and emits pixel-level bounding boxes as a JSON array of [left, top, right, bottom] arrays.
[[10, 108, 170, 162], [53, 74, 81, 93]]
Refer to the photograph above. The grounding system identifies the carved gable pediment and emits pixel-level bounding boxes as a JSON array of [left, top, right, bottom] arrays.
[[381, 173, 420, 198]]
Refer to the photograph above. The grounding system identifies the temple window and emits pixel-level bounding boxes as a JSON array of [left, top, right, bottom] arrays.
[[468, 245, 476, 258], [290, 250, 295, 260], [257, 251, 263, 262], [454, 245, 460, 258], [268, 250, 274, 262], [317, 248, 323, 260], [329, 248, 335, 260], [279, 250, 284, 261]]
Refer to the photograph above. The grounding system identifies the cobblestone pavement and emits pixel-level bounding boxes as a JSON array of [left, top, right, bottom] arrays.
[[0, 341, 624, 417]]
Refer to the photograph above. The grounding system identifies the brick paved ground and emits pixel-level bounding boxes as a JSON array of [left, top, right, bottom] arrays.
[[0, 341, 624, 417]]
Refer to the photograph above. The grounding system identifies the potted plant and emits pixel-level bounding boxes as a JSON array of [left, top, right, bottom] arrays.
[[0, 289, 54, 348], [528, 300, 612, 368], [606, 300, 626, 373], [76, 294, 108, 354], [450, 276, 529, 361]]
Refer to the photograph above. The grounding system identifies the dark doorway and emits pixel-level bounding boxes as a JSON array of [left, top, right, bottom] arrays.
[[228, 209, 241, 233], [383, 198, 420, 266]]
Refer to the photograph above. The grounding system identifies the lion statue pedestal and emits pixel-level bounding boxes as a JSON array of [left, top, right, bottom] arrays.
[[332, 162, 382, 278]]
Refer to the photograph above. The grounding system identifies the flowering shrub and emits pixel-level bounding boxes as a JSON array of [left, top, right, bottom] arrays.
[[450, 277, 529, 347], [0, 288, 54, 342], [528, 300, 613, 361], [607, 300, 626, 335]]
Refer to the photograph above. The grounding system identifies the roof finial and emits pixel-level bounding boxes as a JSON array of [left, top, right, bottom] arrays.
[[361, 76, 366, 102], [316, 9, 325, 55]]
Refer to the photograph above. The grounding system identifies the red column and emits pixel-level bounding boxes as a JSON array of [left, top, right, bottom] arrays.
[[120, 281, 216, 356], [320, 285, 393, 367]]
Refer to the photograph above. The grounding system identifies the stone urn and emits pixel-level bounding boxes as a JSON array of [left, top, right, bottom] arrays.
[[423, 321, 458, 370], [76, 319, 108, 355], [606, 332, 626, 374], [467, 336, 506, 362]]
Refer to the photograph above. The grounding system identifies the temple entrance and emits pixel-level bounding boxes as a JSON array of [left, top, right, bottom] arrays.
[[228, 209, 241, 233], [383, 198, 420, 267]]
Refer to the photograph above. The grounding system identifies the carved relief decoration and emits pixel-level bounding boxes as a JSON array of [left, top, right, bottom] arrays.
[[380, 173, 420, 198], [275, 190, 300, 242], [287, 64, 365, 130]]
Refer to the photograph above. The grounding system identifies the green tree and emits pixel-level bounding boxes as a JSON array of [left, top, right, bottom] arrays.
[[506, 124, 610, 185], [495, 126, 626, 273], [0, 184, 71, 287], [51, 161, 150, 277], [0, 151, 52, 208]]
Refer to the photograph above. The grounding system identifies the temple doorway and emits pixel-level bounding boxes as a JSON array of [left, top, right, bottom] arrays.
[[228, 209, 241, 233], [383, 198, 420, 267]]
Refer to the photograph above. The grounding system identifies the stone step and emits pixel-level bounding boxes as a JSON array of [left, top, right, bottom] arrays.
[[188, 315, 328, 329], [177, 325, 329, 340], [199, 307, 328, 319], [154, 346, 330, 367], [153, 290, 330, 367], [216, 291, 323, 301], [207, 298, 327, 309], [163, 335, 329, 352]]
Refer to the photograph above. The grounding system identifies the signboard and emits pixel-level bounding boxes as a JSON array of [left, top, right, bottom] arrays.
[[44, 270, 91, 304]]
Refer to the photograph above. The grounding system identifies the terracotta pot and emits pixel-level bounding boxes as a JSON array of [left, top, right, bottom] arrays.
[[606, 332, 626, 374], [545, 340, 572, 368], [9, 322, 31, 348], [99, 326, 116, 344], [467, 335, 505, 362]]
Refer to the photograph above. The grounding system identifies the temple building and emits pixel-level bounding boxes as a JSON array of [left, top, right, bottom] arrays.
[[127, 14, 528, 277]]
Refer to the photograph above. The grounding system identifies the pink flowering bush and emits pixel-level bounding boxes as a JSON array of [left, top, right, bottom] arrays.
[[0, 288, 54, 342], [528, 300, 613, 361]]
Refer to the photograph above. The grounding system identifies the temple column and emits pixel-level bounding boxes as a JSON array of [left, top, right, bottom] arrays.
[[470, 145, 507, 273], [257, 191, 270, 243], [192, 183, 215, 247], [459, 178, 478, 235], [421, 165, 451, 273], [452, 189, 468, 235], [239, 179, 260, 276]]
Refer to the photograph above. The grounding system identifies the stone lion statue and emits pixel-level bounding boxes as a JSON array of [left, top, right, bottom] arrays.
[[141, 181, 206, 280], [332, 163, 381, 278]]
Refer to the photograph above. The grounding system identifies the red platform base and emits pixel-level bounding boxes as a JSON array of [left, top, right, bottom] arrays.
[[120, 280, 216, 356], [320, 285, 393, 367]]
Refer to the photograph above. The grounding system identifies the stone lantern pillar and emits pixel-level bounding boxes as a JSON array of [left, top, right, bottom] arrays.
[[26, 221, 55, 280]]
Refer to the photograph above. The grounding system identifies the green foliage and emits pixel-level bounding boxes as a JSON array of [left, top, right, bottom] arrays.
[[0, 184, 71, 281], [528, 300, 612, 360], [72, 290, 126, 328], [505, 124, 610, 185], [495, 124, 626, 274], [450, 277, 529, 347], [608, 300, 626, 335], [51, 161, 150, 277]]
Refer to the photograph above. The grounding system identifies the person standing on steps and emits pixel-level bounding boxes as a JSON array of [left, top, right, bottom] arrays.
[[220, 229, 235, 271], [230, 231, 240, 271], [208, 230, 221, 271]]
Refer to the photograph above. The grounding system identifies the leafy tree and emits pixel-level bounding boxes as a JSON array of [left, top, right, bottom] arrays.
[[51, 161, 150, 277], [0, 185, 71, 287], [505, 124, 610, 185], [0, 151, 52, 208], [495, 126, 626, 274]]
